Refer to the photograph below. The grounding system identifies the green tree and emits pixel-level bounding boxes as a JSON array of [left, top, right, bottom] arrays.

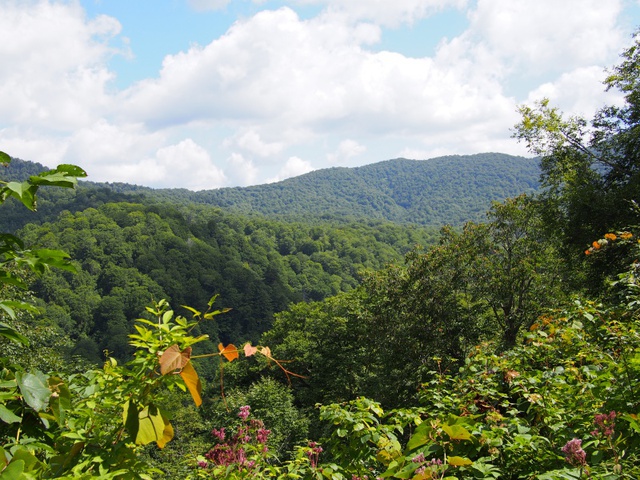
[[514, 32, 640, 285]]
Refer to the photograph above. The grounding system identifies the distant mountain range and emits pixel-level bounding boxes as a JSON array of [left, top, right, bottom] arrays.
[[5, 152, 540, 226]]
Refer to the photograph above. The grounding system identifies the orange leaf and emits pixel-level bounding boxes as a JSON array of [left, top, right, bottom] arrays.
[[179, 361, 202, 407], [218, 343, 239, 362], [159, 345, 192, 375], [244, 343, 258, 357]]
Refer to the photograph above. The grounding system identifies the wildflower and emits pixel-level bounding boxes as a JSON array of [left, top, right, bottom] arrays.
[[412, 452, 426, 463], [604, 233, 617, 241], [561, 438, 587, 467], [592, 241, 601, 249], [238, 405, 251, 420], [256, 428, 271, 444], [211, 427, 226, 441], [197, 460, 208, 468], [306, 441, 323, 468], [592, 411, 616, 438], [585, 249, 592, 255], [621, 232, 633, 240]]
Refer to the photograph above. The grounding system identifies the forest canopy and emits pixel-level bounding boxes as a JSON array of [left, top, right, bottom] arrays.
[[2, 29, 640, 480]]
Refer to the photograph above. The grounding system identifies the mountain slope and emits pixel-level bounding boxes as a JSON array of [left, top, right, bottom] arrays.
[[189, 152, 539, 225], [3, 152, 540, 227]]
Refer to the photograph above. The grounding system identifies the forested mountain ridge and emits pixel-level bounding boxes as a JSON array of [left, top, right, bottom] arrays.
[[3, 152, 539, 229], [166, 152, 540, 225]]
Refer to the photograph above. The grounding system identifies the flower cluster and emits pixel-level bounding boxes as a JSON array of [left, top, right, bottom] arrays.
[[591, 411, 616, 438], [199, 406, 272, 474], [238, 405, 251, 420], [305, 441, 323, 469], [561, 438, 587, 467], [411, 452, 444, 477], [585, 231, 634, 255]]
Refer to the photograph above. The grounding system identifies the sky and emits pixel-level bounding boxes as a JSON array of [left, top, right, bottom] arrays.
[[1, 1, 640, 190]]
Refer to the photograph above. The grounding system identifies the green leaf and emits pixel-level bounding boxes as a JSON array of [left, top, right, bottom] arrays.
[[3, 182, 37, 210], [406, 422, 434, 450], [136, 404, 173, 447], [16, 371, 51, 412], [48, 377, 71, 424], [0, 151, 11, 166], [442, 424, 473, 441], [0, 321, 28, 344], [0, 233, 24, 251], [123, 400, 140, 441], [0, 404, 21, 424], [0, 459, 25, 480], [52, 164, 87, 177], [29, 164, 87, 188], [448, 456, 473, 466]]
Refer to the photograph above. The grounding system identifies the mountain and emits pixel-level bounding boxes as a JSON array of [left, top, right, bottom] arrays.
[[182, 152, 540, 225], [4, 152, 539, 228]]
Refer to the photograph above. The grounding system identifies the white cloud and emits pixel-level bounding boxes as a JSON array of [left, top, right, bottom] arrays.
[[1, 1, 638, 189], [464, 0, 625, 75], [0, 1, 121, 131], [152, 139, 226, 190], [120, 6, 514, 144], [226, 153, 259, 186], [527, 66, 626, 117], [290, 0, 468, 27], [267, 156, 315, 183], [224, 129, 285, 157], [187, 0, 231, 12], [327, 139, 366, 164]]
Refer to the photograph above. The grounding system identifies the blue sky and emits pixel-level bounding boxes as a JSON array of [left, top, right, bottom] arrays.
[[1, 0, 640, 189]]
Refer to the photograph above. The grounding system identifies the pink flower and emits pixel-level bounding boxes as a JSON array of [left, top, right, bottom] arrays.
[[561, 438, 587, 467], [593, 411, 616, 438], [238, 405, 251, 420]]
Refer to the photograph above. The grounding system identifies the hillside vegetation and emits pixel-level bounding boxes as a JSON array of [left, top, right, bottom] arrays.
[[2, 30, 640, 480], [113, 152, 539, 225]]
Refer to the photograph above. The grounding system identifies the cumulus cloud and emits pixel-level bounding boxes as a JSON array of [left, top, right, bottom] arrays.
[[1, 0, 638, 189], [224, 129, 285, 157], [289, 0, 468, 27], [327, 139, 366, 164], [463, 0, 625, 75], [120, 6, 513, 143], [267, 156, 315, 183], [225, 153, 259, 186], [0, 1, 122, 131], [526, 66, 626, 117]]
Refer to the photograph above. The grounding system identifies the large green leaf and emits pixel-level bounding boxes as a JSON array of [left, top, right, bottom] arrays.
[[135, 404, 173, 448], [16, 371, 51, 412], [2, 182, 37, 210], [0, 459, 25, 480], [406, 421, 434, 450], [123, 400, 140, 441], [32, 248, 76, 272], [0, 404, 21, 424], [29, 164, 87, 188], [442, 424, 473, 441]]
